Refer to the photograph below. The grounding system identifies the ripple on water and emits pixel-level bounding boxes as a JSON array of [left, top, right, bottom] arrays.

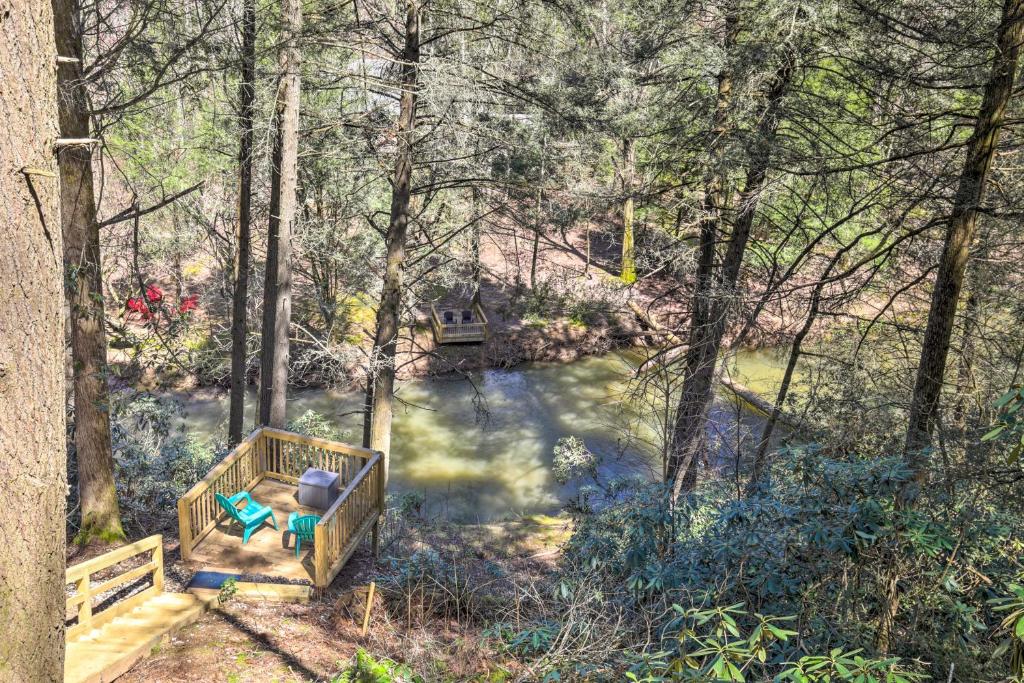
[[168, 350, 795, 521]]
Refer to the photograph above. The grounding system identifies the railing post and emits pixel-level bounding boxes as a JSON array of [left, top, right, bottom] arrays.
[[177, 497, 193, 561], [76, 574, 91, 631], [152, 535, 164, 592], [314, 524, 326, 587], [374, 452, 385, 557]]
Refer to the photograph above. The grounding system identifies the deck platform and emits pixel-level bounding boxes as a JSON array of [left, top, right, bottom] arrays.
[[178, 428, 384, 588], [431, 302, 488, 344], [185, 478, 320, 582]]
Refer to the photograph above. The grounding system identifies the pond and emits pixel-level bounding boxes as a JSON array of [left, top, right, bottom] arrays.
[[173, 348, 797, 522]]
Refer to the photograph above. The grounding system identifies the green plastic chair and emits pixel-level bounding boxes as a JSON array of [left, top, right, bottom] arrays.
[[288, 512, 321, 558], [215, 491, 278, 544]]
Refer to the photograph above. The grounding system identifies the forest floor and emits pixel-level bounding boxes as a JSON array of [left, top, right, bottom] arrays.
[[95, 514, 571, 682]]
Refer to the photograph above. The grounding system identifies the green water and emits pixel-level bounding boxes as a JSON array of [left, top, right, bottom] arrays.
[[173, 348, 795, 521]]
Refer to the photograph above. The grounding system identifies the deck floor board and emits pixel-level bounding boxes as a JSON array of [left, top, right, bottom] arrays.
[[187, 479, 322, 582]]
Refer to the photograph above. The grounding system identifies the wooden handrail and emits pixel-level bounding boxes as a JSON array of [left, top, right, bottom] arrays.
[[319, 452, 379, 523], [261, 427, 375, 457], [178, 429, 262, 560], [314, 452, 383, 587], [66, 535, 163, 639], [473, 301, 488, 325], [180, 428, 262, 504]]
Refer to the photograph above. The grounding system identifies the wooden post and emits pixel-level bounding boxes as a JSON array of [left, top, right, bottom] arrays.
[[75, 574, 91, 631], [375, 451, 385, 557], [360, 581, 376, 636], [152, 535, 164, 592], [177, 497, 193, 561], [314, 524, 326, 587]]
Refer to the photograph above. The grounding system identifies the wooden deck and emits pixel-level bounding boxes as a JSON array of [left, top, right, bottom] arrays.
[[186, 478, 321, 582], [431, 302, 488, 344], [178, 428, 384, 588]]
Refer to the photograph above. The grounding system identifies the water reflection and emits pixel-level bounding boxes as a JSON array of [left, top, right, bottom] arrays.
[[171, 349, 795, 521]]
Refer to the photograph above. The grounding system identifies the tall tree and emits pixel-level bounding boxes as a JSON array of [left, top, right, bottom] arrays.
[[903, 0, 1024, 478], [53, 0, 125, 543], [1, 0, 68, 674], [668, 13, 798, 497], [258, 0, 303, 428], [229, 0, 257, 444], [367, 0, 421, 480], [620, 136, 637, 284], [665, 7, 739, 494]]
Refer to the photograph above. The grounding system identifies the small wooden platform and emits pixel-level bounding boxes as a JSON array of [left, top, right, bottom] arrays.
[[66, 591, 215, 683], [431, 302, 488, 344], [179, 428, 383, 588], [186, 478, 321, 582]]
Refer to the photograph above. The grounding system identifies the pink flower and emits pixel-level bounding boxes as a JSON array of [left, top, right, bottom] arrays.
[[179, 294, 199, 314], [145, 285, 163, 303]]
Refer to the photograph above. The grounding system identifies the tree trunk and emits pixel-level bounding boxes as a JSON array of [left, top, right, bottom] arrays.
[[367, 0, 420, 482], [668, 31, 795, 499], [620, 137, 637, 284], [471, 187, 482, 306], [665, 11, 737, 492], [1, 0, 68, 674], [530, 136, 545, 291], [878, 0, 1024, 655], [229, 0, 256, 444], [904, 0, 1024, 478], [748, 243, 845, 492], [258, 0, 302, 428], [53, 0, 124, 544]]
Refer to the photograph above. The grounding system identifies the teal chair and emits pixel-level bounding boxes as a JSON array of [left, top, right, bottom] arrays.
[[288, 512, 321, 558], [215, 491, 278, 544]]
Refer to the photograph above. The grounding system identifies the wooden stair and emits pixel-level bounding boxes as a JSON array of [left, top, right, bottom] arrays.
[[63, 536, 218, 683], [65, 591, 214, 683]]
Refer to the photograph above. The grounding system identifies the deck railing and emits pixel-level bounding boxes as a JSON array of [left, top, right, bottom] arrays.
[[66, 534, 164, 639], [314, 451, 384, 587], [431, 302, 488, 343], [177, 427, 384, 587], [259, 428, 370, 486], [177, 430, 263, 561]]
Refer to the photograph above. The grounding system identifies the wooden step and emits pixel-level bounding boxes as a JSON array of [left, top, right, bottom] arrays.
[[65, 592, 216, 683]]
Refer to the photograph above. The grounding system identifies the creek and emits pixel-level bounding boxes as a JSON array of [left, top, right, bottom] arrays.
[[173, 348, 797, 521]]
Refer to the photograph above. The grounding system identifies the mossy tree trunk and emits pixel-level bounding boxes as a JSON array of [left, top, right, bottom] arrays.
[[54, 0, 124, 544], [620, 136, 637, 284]]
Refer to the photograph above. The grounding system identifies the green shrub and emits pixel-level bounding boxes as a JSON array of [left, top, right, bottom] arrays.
[[333, 648, 423, 683]]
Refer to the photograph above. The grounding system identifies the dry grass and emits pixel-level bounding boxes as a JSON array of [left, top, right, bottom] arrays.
[[114, 515, 571, 682]]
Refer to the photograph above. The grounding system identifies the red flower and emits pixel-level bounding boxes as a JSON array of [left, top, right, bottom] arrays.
[[126, 297, 152, 321], [179, 294, 199, 314], [145, 285, 163, 303]]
